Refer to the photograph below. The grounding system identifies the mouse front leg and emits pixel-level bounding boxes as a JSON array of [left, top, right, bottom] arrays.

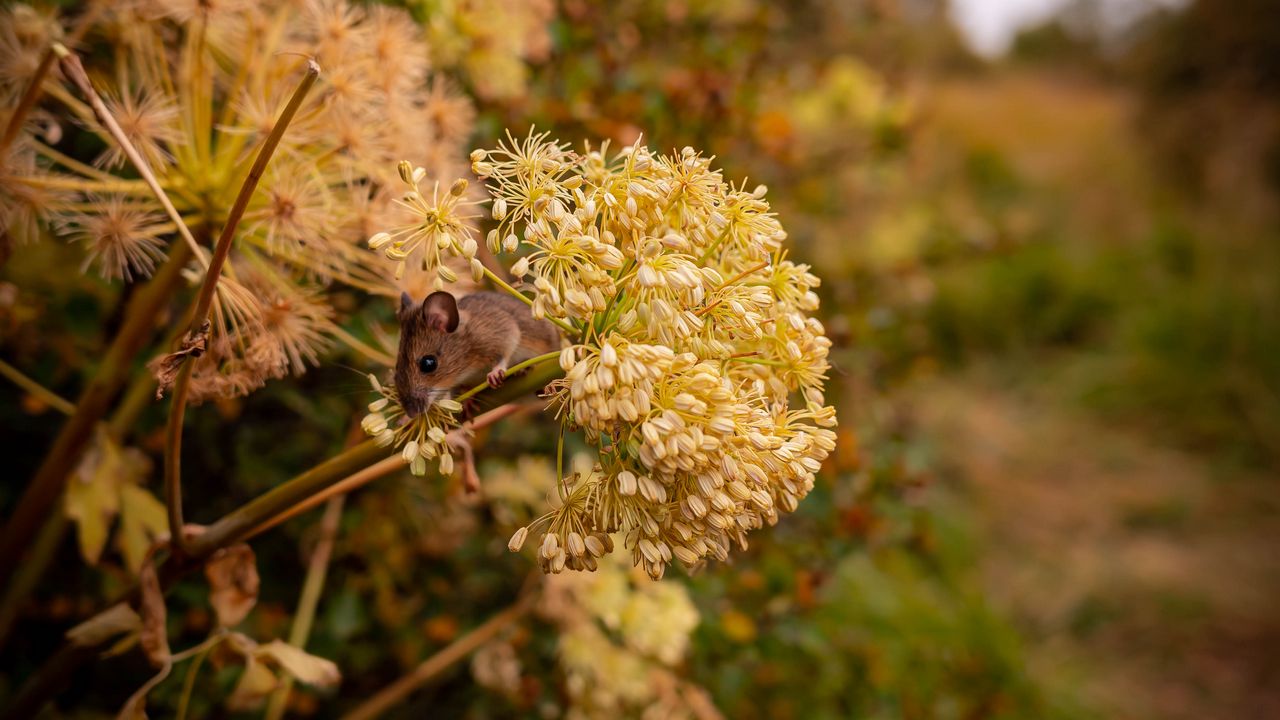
[[486, 358, 509, 388]]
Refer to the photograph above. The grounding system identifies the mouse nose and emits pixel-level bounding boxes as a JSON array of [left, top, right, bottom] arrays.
[[400, 393, 425, 419]]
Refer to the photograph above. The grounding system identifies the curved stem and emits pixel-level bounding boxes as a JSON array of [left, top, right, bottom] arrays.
[[454, 350, 560, 404], [163, 58, 321, 558]]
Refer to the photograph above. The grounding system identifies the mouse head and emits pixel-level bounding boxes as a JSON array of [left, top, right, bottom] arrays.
[[394, 290, 470, 418]]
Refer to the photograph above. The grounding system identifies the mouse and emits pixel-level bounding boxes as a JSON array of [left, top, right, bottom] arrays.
[[394, 290, 561, 420]]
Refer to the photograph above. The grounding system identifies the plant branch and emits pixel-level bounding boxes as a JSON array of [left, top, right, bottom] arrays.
[[341, 595, 537, 720], [455, 350, 561, 403], [0, 358, 75, 415], [263, 494, 346, 720], [245, 403, 523, 540], [0, 50, 55, 158], [6, 366, 558, 719], [0, 239, 192, 604], [0, 0, 106, 158], [481, 266, 578, 335], [163, 58, 321, 558]]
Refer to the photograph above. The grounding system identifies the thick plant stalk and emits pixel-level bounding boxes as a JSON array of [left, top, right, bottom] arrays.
[[341, 597, 536, 720], [7, 363, 561, 719], [163, 58, 321, 558], [0, 240, 191, 594], [247, 404, 523, 539], [263, 495, 346, 720], [0, 37, 214, 597]]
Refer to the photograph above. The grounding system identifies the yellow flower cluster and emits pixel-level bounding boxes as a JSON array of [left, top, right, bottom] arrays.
[[540, 553, 703, 720], [361, 373, 463, 477], [489, 131, 836, 578], [365, 129, 836, 578], [369, 161, 481, 285]]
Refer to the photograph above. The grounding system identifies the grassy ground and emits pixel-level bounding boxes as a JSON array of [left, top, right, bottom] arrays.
[[910, 371, 1280, 719], [898, 67, 1280, 719]]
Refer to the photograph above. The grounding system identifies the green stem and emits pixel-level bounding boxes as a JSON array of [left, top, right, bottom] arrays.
[[263, 495, 345, 720], [175, 639, 215, 720], [163, 59, 321, 558], [454, 350, 560, 403], [7, 366, 561, 719], [10, 174, 150, 194], [481, 266, 578, 336], [0, 358, 75, 415]]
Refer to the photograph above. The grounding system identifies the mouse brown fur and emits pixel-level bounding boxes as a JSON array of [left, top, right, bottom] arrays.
[[394, 290, 560, 418]]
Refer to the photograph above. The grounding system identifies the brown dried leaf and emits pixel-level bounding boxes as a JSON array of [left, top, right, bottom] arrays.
[[150, 320, 210, 399], [138, 560, 169, 667], [204, 543, 260, 627], [257, 640, 341, 687], [226, 656, 279, 712], [66, 602, 141, 648]]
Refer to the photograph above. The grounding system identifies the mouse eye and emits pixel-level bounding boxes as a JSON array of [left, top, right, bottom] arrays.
[[418, 355, 438, 374]]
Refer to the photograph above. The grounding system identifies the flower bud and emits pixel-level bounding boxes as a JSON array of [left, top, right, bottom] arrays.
[[507, 526, 529, 552]]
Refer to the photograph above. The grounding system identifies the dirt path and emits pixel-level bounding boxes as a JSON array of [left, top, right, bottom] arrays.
[[908, 375, 1280, 719]]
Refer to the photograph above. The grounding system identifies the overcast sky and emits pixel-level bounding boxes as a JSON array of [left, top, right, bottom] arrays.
[[948, 0, 1188, 56]]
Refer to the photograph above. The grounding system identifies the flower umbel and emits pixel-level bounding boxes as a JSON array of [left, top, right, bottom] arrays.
[[366, 130, 837, 579], [362, 373, 463, 477]]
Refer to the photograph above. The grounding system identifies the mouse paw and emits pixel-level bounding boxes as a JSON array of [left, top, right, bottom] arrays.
[[460, 397, 480, 421], [486, 366, 507, 388]]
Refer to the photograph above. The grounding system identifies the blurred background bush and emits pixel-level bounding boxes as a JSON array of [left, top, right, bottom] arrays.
[[1, 0, 1276, 717]]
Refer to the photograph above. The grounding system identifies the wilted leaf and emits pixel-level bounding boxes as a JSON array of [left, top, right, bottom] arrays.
[[64, 426, 152, 567], [205, 544, 260, 627], [117, 484, 168, 575], [226, 656, 279, 711], [66, 602, 141, 647], [150, 320, 209, 399], [257, 640, 341, 687], [138, 561, 169, 666]]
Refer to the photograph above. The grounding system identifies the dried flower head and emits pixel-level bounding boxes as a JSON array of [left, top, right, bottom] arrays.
[[365, 130, 837, 580], [60, 194, 169, 282], [0, 0, 477, 401]]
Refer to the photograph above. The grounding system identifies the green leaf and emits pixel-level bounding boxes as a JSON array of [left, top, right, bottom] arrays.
[[117, 484, 168, 574]]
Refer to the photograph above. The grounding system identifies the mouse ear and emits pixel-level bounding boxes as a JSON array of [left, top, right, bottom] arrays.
[[399, 291, 415, 317], [422, 291, 460, 333]]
